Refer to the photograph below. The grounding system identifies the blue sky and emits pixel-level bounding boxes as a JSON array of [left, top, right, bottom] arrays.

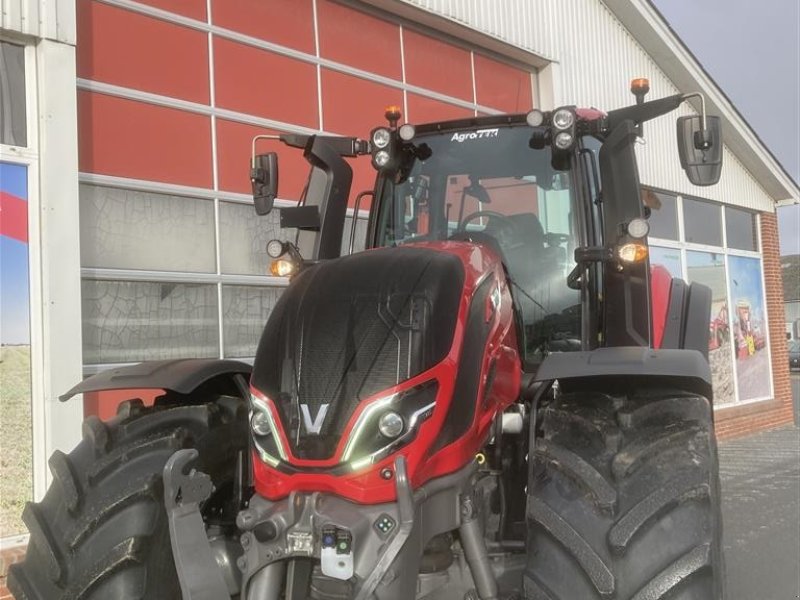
[[0, 162, 30, 345], [651, 0, 800, 256]]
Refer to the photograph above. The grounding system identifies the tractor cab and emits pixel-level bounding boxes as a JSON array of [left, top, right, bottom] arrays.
[[367, 116, 582, 362]]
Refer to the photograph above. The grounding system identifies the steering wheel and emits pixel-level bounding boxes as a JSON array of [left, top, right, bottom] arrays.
[[456, 210, 516, 234]]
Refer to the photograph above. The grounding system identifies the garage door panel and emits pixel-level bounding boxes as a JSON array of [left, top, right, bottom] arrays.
[[78, 91, 213, 188], [317, 0, 402, 80], [77, 0, 210, 104], [137, 0, 207, 21], [321, 69, 403, 136], [474, 53, 534, 112], [214, 38, 319, 129], [212, 0, 315, 54], [403, 29, 473, 101]]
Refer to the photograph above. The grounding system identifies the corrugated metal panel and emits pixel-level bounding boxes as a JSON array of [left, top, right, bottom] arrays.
[[401, 0, 775, 212], [1, 0, 75, 45]]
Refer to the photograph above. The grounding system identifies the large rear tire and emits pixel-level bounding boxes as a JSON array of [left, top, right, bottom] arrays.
[[8, 398, 247, 599], [524, 387, 725, 599]]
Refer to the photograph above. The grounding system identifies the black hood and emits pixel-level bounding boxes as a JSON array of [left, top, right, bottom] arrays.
[[251, 246, 464, 459]]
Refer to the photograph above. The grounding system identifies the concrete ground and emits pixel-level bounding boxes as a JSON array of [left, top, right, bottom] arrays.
[[719, 373, 800, 600]]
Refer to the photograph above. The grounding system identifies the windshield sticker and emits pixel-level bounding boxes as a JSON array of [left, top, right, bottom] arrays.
[[450, 128, 499, 143]]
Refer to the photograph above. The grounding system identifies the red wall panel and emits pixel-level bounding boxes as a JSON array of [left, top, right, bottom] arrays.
[[407, 93, 473, 123], [403, 30, 473, 101], [137, 0, 206, 21], [77, 0, 210, 104], [214, 38, 319, 129], [317, 0, 402, 80], [216, 119, 310, 200], [474, 54, 533, 113], [212, 0, 315, 54], [321, 69, 402, 136], [78, 91, 213, 188]]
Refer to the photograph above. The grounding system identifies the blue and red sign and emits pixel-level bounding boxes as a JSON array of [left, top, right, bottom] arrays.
[[0, 161, 30, 345]]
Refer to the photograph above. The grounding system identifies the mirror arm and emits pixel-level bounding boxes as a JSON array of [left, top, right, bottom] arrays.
[[251, 134, 281, 169], [680, 92, 707, 131]]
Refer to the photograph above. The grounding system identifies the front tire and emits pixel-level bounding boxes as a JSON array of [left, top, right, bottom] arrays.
[[8, 398, 247, 599], [524, 387, 725, 599]]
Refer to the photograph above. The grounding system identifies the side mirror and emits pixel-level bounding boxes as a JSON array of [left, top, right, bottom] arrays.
[[677, 115, 722, 186], [250, 152, 279, 215]]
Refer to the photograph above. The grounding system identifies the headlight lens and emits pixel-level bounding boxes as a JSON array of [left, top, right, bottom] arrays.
[[372, 128, 391, 149], [618, 242, 649, 263], [526, 109, 544, 127], [374, 150, 391, 167], [626, 218, 650, 239], [250, 394, 288, 465], [554, 131, 574, 150], [552, 108, 575, 130], [378, 411, 404, 438], [398, 124, 416, 141], [266, 239, 286, 259], [342, 380, 438, 470]]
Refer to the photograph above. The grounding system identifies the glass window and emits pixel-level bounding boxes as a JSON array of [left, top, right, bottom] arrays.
[[683, 197, 722, 246], [686, 251, 734, 405], [650, 246, 683, 279], [728, 256, 770, 401], [219, 201, 292, 276], [0, 161, 31, 535], [0, 41, 27, 147], [726, 207, 757, 251], [642, 189, 678, 240], [373, 125, 580, 364], [80, 185, 216, 272], [81, 280, 219, 363], [222, 285, 282, 357]]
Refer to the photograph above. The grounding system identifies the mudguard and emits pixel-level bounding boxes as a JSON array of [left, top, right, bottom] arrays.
[[59, 358, 252, 401], [534, 347, 712, 399]]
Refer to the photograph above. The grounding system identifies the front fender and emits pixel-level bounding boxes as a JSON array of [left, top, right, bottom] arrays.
[[60, 358, 251, 401]]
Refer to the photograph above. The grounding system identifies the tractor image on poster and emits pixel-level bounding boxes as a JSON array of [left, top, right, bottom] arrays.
[[10, 80, 726, 600]]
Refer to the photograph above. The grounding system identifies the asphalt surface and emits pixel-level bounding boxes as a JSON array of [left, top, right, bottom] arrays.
[[720, 374, 800, 600]]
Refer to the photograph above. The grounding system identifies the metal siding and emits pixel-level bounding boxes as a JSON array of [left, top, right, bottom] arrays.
[[402, 0, 775, 212], [1, 0, 75, 45]]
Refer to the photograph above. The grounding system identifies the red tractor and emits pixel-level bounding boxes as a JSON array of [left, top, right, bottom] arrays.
[[10, 81, 726, 600]]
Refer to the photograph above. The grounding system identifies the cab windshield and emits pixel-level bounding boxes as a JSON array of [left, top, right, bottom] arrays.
[[373, 125, 582, 363]]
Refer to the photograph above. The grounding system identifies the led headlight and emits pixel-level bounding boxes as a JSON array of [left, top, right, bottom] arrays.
[[342, 380, 438, 470], [250, 393, 288, 466], [251, 411, 272, 436], [374, 150, 391, 167], [554, 131, 574, 150], [618, 242, 648, 263], [378, 411, 404, 438], [372, 128, 391, 149], [398, 124, 416, 141], [526, 109, 545, 127], [266, 239, 286, 259], [626, 218, 650, 239], [552, 108, 575, 130]]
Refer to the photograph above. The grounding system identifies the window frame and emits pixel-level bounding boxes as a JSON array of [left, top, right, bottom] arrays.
[[648, 190, 773, 409]]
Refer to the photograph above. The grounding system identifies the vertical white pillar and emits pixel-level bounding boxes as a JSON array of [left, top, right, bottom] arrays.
[[32, 38, 83, 498]]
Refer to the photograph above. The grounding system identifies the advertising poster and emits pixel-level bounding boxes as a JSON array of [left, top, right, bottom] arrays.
[[686, 251, 735, 404], [0, 161, 32, 536], [728, 255, 770, 401]]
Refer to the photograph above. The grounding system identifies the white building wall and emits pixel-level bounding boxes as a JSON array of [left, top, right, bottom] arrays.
[[1, 0, 75, 44], [402, 0, 776, 213]]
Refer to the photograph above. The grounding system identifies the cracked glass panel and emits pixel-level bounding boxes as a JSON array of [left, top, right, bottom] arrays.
[[222, 285, 283, 357], [80, 185, 216, 272], [219, 201, 294, 275], [82, 280, 219, 363]]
